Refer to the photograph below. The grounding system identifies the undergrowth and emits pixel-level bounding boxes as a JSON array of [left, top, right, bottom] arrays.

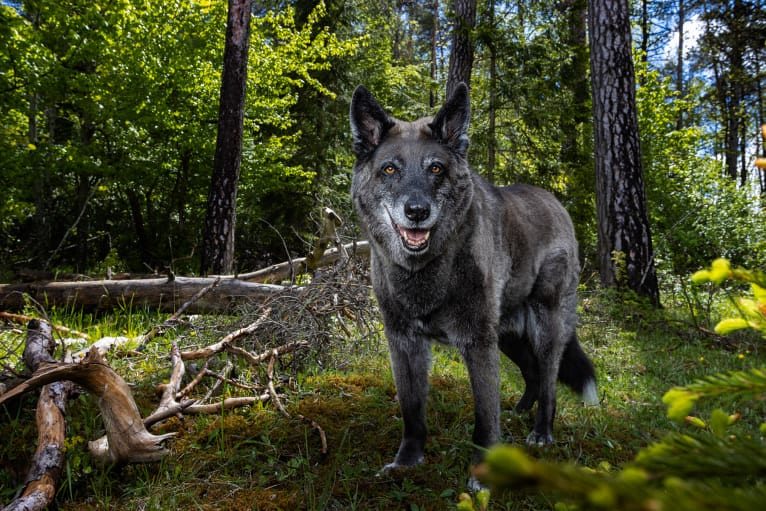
[[1, 280, 763, 510]]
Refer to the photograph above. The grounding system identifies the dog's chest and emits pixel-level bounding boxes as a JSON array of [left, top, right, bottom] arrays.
[[372, 249, 495, 334]]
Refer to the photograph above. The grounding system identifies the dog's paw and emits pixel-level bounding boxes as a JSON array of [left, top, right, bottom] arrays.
[[525, 431, 554, 446], [376, 456, 424, 478], [466, 475, 489, 493]]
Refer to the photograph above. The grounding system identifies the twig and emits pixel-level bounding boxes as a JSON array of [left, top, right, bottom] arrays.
[[264, 349, 327, 455], [177, 360, 209, 399], [0, 312, 88, 339], [226, 339, 309, 367], [137, 277, 222, 351], [180, 309, 271, 361], [267, 351, 289, 418]]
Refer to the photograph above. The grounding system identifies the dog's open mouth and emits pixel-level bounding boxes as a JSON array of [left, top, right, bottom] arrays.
[[394, 224, 431, 251]]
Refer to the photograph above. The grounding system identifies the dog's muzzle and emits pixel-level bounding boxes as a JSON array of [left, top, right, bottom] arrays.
[[393, 222, 431, 251]]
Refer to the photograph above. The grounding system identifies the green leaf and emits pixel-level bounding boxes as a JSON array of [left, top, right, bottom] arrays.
[[714, 318, 749, 335], [663, 388, 697, 422], [709, 409, 729, 438]]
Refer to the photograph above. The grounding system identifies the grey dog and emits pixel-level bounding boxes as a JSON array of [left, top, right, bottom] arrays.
[[349, 83, 597, 475]]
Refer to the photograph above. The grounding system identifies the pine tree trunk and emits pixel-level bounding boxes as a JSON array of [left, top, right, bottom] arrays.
[[200, 0, 252, 275], [588, 0, 660, 306], [446, 0, 476, 97]]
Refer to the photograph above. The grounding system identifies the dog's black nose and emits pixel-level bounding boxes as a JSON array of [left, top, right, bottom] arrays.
[[404, 199, 430, 222]]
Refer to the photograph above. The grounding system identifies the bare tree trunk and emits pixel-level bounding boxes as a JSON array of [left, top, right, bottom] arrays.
[[588, 0, 660, 306], [487, 0, 497, 184], [430, 0, 439, 108], [676, 0, 686, 130], [200, 0, 253, 275], [446, 0, 476, 98]]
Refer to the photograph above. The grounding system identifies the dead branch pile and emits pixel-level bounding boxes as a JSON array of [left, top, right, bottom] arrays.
[[0, 234, 381, 511]]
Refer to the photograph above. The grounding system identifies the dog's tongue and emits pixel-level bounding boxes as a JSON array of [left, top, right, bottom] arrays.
[[398, 227, 430, 249]]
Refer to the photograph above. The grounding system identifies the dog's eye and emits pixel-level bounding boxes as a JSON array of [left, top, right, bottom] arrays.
[[383, 164, 396, 175], [429, 163, 444, 175]]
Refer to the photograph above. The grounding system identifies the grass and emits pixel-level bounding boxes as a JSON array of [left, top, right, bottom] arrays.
[[1, 286, 764, 510]]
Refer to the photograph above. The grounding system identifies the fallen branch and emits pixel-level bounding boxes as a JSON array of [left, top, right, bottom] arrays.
[[3, 320, 74, 511], [0, 346, 175, 465], [180, 309, 272, 361], [0, 311, 88, 339], [137, 277, 222, 351], [235, 240, 370, 283], [266, 349, 327, 455]]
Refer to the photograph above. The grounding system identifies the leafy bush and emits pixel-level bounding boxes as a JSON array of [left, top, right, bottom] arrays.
[[478, 258, 766, 510]]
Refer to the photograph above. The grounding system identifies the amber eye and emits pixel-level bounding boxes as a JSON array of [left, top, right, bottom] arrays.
[[383, 164, 396, 175], [429, 163, 444, 175]]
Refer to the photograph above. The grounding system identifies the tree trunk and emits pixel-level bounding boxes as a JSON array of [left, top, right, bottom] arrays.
[[588, 0, 660, 306], [676, 0, 686, 130], [446, 0, 476, 98], [430, 0, 439, 108], [487, 0, 497, 184], [200, 0, 253, 275]]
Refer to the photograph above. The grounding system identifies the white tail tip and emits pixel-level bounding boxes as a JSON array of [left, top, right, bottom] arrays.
[[582, 379, 599, 406]]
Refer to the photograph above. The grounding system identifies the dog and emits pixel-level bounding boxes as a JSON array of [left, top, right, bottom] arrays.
[[349, 83, 597, 477]]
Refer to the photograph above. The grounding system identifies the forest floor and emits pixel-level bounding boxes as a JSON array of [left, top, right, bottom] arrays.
[[1, 285, 763, 510]]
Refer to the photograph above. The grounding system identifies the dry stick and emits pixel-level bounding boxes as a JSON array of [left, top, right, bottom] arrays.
[[182, 396, 270, 415], [153, 342, 186, 416], [0, 311, 88, 339], [226, 339, 309, 367], [267, 351, 289, 418], [203, 368, 263, 393], [266, 350, 327, 455], [137, 277, 222, 351], [177, 360, 209, 399], [200, 360, 233, 404], [180, 309, 271, 361]]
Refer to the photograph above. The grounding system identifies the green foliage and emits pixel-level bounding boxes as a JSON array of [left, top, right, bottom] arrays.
[[480, 259, 766, 510], [0, 0, 361, 273], [636, 60, 766, 277]]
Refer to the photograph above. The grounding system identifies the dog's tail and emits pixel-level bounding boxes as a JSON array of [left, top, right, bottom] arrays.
[[558, 335, 598, 405]]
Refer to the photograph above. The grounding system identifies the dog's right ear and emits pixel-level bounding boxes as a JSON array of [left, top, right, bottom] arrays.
[[350, 86, 395, 158]]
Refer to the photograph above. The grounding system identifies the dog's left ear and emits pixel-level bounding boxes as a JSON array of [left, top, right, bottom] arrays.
[[429, 83, 470, 158], [350, 86, 395, 159]]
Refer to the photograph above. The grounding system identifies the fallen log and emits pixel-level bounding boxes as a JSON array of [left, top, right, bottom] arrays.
[[3, 320, 74, 511], [0, 276, 291, 314], [0, 241, 370, 314]]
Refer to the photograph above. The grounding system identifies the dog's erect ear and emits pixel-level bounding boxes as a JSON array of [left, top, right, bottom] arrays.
[[429, 83, 470, 158], [350, 86, 395, 158]]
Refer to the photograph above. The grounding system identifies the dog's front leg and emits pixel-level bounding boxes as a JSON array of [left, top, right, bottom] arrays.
[[381, 334, 432, 473], [461, 340, 501, 465]]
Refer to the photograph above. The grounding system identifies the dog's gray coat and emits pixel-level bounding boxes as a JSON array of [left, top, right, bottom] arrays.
[[349, 84, 597, 472]]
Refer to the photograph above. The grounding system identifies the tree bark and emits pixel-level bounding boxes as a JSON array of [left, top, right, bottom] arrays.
[[446, 0, 476, 98], [0, 277, 288, 314], [588, 0, 660, 305], [200, 0, 253, 275]]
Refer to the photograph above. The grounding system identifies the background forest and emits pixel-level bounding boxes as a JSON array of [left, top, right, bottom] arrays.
[[1, 0, 764, 282], [2, 1, 766, 510]]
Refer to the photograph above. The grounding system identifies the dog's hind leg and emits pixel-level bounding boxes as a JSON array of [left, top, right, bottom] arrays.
[[498, 333, 539, 412], [381, 335, 432, 472], [525, 304, 567, 446]]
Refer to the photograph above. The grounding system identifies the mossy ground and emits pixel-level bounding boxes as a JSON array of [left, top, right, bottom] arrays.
[[1, 290, 763, 510]]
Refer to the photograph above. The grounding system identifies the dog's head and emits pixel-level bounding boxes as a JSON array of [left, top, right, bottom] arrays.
[[349, 84, 474, 267]]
